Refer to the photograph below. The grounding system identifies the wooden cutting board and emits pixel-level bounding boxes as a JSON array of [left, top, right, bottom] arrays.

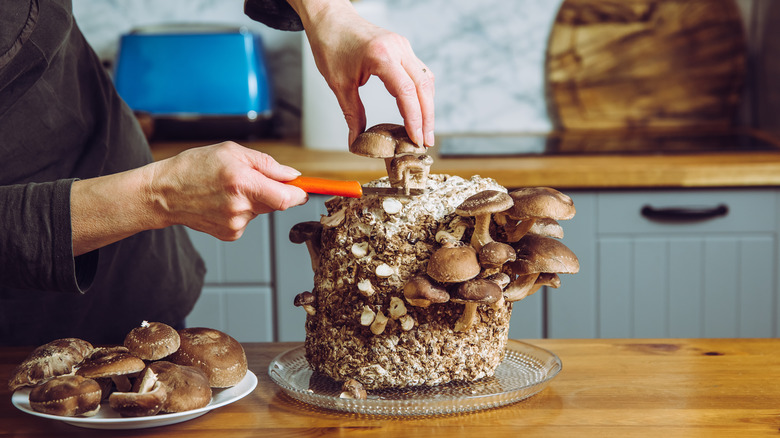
[[546, 0, 747, 130]]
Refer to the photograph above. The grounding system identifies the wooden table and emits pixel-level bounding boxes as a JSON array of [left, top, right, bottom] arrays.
[[3, 338, 780, 436]]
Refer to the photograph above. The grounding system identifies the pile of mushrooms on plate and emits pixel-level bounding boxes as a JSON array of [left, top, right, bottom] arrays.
[[8, 322, 247, 418], [290, 123, 580, 335]]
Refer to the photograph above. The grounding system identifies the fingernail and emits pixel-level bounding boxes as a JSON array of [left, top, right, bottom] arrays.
[[282, 165, 301, 177], [425, 130, 435, 147], [348, 129, 356, 147], [415, 128, 425, 148]]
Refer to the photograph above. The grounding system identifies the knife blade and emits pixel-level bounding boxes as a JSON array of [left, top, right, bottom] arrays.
[[286, 176, 424, 198]]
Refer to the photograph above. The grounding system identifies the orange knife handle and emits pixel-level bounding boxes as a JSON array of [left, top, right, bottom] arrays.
[[286, 176, 363, 198]]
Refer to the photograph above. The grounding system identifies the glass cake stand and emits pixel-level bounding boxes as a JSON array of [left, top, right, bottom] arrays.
[[268, 339, 561, 416]]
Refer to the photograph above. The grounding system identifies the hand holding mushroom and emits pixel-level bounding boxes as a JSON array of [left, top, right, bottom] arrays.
[[350, 123, 434, 195]]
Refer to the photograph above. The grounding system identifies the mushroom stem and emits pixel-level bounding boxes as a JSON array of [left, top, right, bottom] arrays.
[[526, 273, 562, 297], [402, 168, 412, 196], [383, 156, 394, 178], [503, 273, 540, 302], [454, 303, 479, 332], [111, 375, 133, 393], [470, 214, 494, 251], [304, 241, 320, 271], [490, 294, 506, 311], [505, 218, 536, 243]]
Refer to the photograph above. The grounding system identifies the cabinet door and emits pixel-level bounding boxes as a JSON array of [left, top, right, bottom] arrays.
[[598, 235, 775, 338], [186, 286, 274, 342], [547, 192, 598, 338], [185, 216, 272, 284], [592, 189, 777, 338]]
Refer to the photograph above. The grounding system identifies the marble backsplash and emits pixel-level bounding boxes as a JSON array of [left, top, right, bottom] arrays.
[[73, 0, 564, 139], [73, 0, 756, 139]]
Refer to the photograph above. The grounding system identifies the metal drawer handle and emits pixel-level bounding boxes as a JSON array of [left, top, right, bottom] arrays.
[[640, 204, 729, 222]]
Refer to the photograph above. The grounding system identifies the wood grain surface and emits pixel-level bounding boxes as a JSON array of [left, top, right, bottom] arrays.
[[149, 138, 780, 190], [3, 339, 780, 437], [546, 0, 747, 130]]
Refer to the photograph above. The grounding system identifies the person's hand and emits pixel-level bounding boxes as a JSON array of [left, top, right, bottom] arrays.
[[290, 0, 435, 148], [71, 142, 307, 255], [148, 142, 308, 241]]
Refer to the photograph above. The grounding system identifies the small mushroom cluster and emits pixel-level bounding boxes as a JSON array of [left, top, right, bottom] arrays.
[[290, 184, 580, 334], [413, 187, 579, 331], [350, 123, 434, 195], [9, 322, 247, 418]]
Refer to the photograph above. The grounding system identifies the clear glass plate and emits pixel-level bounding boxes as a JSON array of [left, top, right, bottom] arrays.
[[268, 339, 561, 416]]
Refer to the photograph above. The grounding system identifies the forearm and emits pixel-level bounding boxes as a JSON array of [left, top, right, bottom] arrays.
[[71, 163, 168, 256], [284, 0, 355, 30]]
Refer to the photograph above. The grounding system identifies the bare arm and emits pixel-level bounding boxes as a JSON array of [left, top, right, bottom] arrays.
[[71, 142, 307, 256]]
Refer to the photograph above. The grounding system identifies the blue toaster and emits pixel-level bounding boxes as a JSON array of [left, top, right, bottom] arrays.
[[113, 24, 274, 140]]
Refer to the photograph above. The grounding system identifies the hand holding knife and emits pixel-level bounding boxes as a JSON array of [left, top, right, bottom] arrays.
[[286, 176, 423, 198]]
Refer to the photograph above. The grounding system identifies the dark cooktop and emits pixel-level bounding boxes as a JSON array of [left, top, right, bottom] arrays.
[[437, 130, 780, 157]]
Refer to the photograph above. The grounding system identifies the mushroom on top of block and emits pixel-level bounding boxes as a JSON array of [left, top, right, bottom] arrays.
[[350, 123, 433, 195]]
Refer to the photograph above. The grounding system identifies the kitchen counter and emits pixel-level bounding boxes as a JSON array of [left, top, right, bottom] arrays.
[[150, 134, 780, 190], [3, 338, 780, 436]]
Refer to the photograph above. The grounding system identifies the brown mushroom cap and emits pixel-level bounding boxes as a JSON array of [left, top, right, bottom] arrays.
[[8, 338, 93, 391], [507, 187, 576, 221], [426, 243, 481, 283], [508, 234, 580, 275], [124, 321, 181, 361], [294, 291, 317, 316], [168, 327, 248, 388], [478, 241, 517, 269], [349, 123, 425, 157], [76, 348, 146, 393], [451, 278, 503, 332], [29, 375, 102, 417], [76, 349, 146, 380], [289, 221, 323, 245], [403, 276, 450, 307], [484, 272, 512, 289], [451, 278, 503, 305], [340, 379, 367, 400], [141, 361, 212, 413], [289, 221, 323, 271], [529, 218, 564, 239], [109, 368, 168, 417], [294, 291, 315, 307], [456, 190, 514, 218]]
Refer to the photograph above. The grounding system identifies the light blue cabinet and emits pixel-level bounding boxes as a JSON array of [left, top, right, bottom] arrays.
[[549, 189, 780, 339], [183, 215, 275, 342]]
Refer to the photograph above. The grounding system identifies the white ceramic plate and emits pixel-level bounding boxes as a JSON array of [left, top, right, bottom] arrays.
[[12, 370, 257, 430]]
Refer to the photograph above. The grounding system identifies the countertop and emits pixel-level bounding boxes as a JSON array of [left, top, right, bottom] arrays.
[[150, 132, 780, 190], [3, 338, 780, 437]]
